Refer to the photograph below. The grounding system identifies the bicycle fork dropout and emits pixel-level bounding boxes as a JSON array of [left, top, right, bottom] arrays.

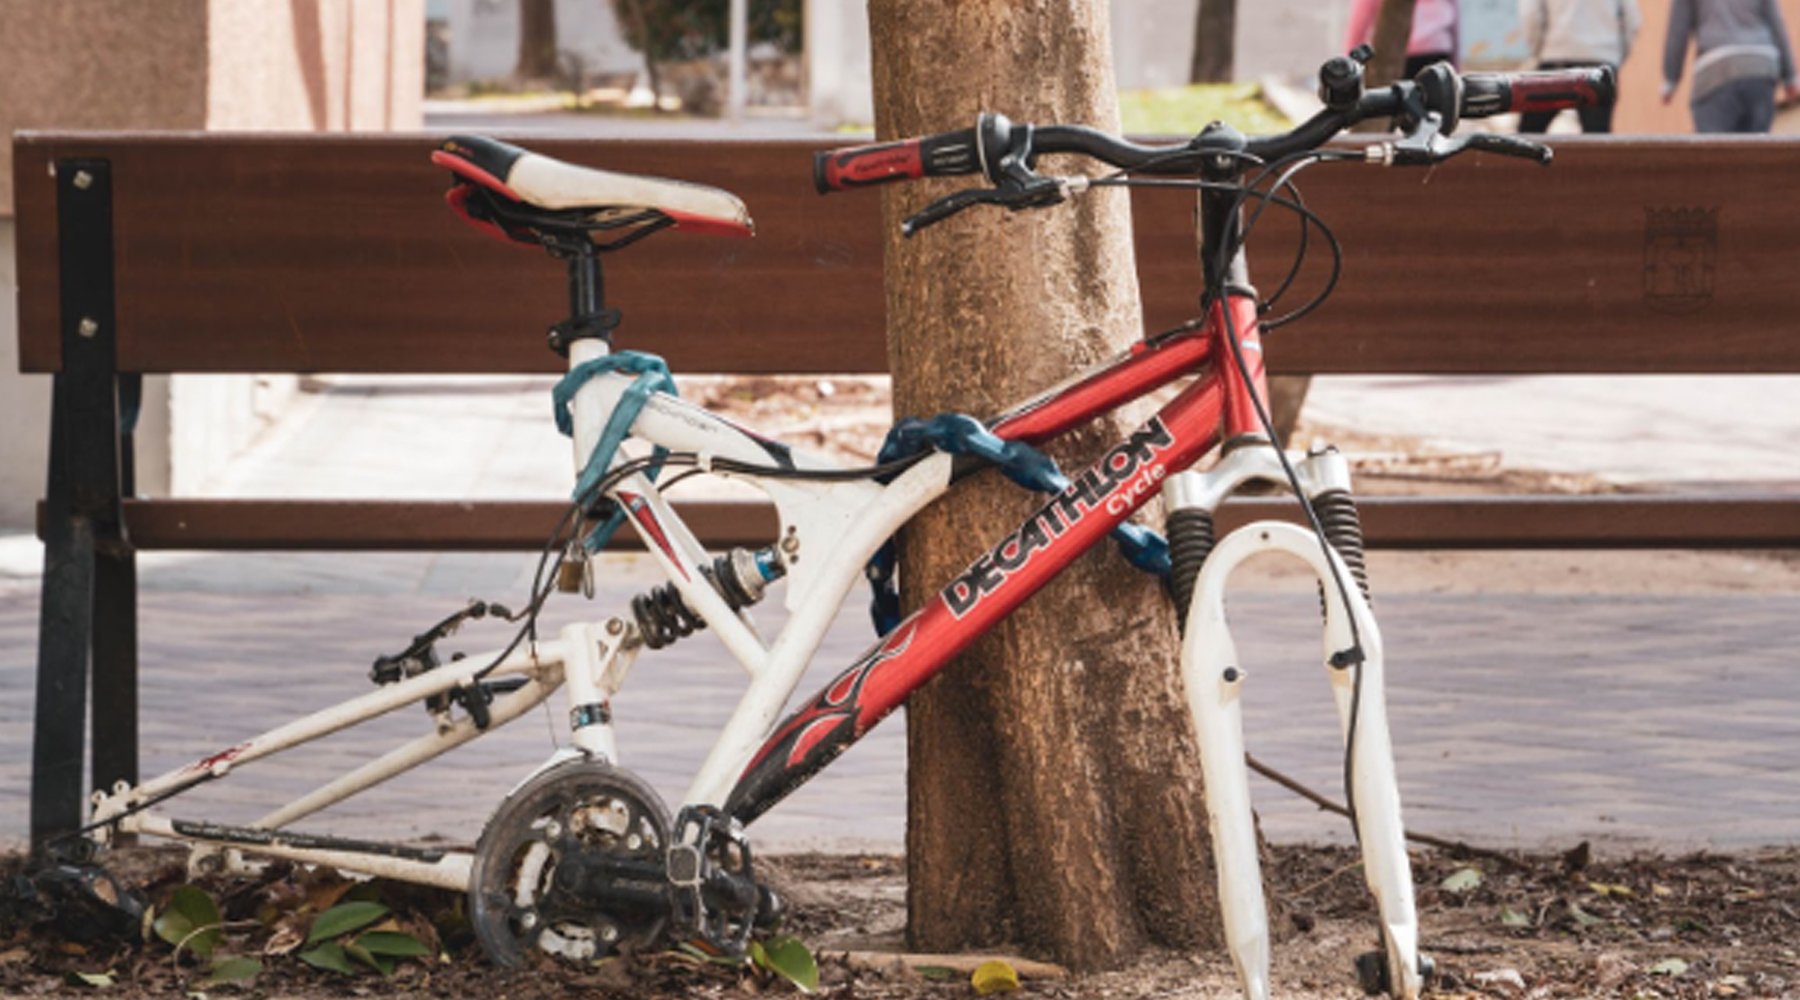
[[1172, 511, 1424, 1000]]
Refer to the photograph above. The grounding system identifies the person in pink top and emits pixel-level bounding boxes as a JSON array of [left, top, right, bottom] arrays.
[[1345, 0, 1462, 77]]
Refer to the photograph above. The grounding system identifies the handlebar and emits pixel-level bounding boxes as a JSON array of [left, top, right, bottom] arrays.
[[1460, 66, 1617, 118], [812, 52, 1615, 234], [813, 128, 979, 191]]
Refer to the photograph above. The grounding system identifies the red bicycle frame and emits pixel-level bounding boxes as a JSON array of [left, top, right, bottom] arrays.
[[725, 290, 1267, 821]]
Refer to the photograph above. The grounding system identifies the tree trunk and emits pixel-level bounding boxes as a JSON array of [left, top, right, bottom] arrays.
[[516, 0, 558, 81], [1189, 0, 1236, 84], [1293, 0, 1419, 446], [1365, 0, 1419, 88], [617, 0, 664, 108], [868, 0, 1220, 972]]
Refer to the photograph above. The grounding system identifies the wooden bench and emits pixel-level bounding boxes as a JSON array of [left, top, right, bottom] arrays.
[[15, 131, 1800, 848]]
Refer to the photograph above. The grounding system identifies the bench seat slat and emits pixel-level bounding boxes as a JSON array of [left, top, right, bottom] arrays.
[[77, 495, 1800, 551]]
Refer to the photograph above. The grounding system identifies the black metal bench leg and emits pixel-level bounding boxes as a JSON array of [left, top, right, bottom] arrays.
[[92, 373, 141, 807], [30, 159, 124, 853], [31, 499, 97, 849], [91, 539, 138, 801]]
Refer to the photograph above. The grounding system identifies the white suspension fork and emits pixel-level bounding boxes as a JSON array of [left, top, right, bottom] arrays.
[[1179, 520, 1422, 1000]]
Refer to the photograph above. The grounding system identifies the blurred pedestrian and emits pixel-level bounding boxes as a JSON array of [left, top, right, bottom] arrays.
[[1345, 0, 1461, 78], [1662, 0, 1800, 132], [1519, 0, 1640, 132]]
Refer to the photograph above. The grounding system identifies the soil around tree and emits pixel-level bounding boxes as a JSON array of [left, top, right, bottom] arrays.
[[2, 843, 1796, 998]]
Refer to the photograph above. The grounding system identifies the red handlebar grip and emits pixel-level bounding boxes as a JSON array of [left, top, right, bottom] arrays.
[[1506, 66, 1616, 114], [813, 139, 925, 194]]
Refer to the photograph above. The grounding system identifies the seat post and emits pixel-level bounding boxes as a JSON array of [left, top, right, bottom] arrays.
[[548, 239, 619, 355]]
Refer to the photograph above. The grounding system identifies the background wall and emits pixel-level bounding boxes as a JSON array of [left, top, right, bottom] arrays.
[[210, 0, 425, 131], [1, 0, 422, 530], [444, 0, 641, 85]]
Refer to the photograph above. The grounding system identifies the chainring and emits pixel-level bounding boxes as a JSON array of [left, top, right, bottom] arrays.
[[469, 760, 672, 966]]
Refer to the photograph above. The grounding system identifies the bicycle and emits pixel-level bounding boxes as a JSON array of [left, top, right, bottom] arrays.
[[55, 49, 1611, 999]]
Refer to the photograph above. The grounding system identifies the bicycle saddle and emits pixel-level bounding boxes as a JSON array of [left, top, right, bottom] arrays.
[[433, 135, 753, 246]]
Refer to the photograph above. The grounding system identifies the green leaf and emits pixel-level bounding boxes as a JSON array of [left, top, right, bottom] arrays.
[[306, 902, 389, 944], [1500, 906, 1532, 928], [1439, 867, 1483, 893], [345, 941, 393, 977], [298, 942, 356, 976], [914, 965, 956, 981], [751, 936, 818, 993], [66, 970, 115, 988], [153, 886, 223, 959], [1648, 957, 1690, 977], [354, 931, 430, 958], [201, 956, 262, 987], [1567, 901, 1603, 927]]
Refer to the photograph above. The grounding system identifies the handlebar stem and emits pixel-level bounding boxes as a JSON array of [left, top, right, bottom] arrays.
[[1195, 124, 1253, 291]]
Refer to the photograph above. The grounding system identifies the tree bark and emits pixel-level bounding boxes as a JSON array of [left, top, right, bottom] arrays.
[[1365, 0, 1419, 88], [516, 0, 558, 81], [1297, 0, 1419, 445], [1190, 0, 1237, 84], [868, 0, 1220, 972], [617, 0, 665, 108]]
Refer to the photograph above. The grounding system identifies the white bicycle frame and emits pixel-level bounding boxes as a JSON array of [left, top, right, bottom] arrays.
[[89, 337, 955, 888], [88, 337, 1422, 998]]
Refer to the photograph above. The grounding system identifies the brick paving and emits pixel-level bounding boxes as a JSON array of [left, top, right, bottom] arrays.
[[3, 571, 1795, 855], [2, 376, 1797, 856]]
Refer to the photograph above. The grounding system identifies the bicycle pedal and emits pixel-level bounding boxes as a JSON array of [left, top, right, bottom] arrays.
[[664, 806, 759, 955]]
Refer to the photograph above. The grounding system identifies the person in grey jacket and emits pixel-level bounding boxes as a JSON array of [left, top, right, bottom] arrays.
[[1520, 0, 1642, 131], [1662, 0, 1800, 132]]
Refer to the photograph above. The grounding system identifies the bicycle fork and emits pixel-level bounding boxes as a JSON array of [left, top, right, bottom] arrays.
[[1164, 457, 1423, 1000]]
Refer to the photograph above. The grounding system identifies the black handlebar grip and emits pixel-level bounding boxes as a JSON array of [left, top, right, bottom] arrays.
[[1460, 65, 1617, 119], [813, 127, 981, 194]]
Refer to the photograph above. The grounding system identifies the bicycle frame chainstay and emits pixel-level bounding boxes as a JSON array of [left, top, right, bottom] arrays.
[[1180, 521, 1421, 1000]]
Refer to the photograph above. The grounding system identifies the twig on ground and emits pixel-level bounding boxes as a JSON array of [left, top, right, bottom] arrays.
[[1244, 752, 1530, 872], [825, 951, 1069, 980]]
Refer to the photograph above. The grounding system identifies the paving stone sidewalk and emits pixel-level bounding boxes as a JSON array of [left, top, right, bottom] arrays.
[[4, 564, 1795, 855]]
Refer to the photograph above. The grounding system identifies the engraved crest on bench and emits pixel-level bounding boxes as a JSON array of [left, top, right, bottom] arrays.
[[1643, 206, 1718, 313]]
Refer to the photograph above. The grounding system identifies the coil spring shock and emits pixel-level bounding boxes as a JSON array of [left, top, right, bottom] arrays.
[[1313, 488, 1371, 603], [1166, 507, 1217, 635], [632, 548, 774, 650]]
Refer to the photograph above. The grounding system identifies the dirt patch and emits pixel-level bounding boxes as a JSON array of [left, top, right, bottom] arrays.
[[3, 844, 1796, 998]]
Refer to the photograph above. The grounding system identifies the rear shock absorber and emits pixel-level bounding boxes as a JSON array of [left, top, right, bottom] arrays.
[[1312, 488, 1371, 602], [1166, 507, 1217, 634], [633, 547, 784, 650]]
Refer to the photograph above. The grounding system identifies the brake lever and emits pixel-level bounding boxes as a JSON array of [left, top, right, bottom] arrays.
[[901, 188, 1008, 237], [1367, 112, 1552, 167], [900, 173, 1074, 238], [1463, 131, 1553, 165]]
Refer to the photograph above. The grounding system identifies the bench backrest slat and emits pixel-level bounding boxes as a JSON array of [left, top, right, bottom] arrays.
[[15, 133, 1800, 377]]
